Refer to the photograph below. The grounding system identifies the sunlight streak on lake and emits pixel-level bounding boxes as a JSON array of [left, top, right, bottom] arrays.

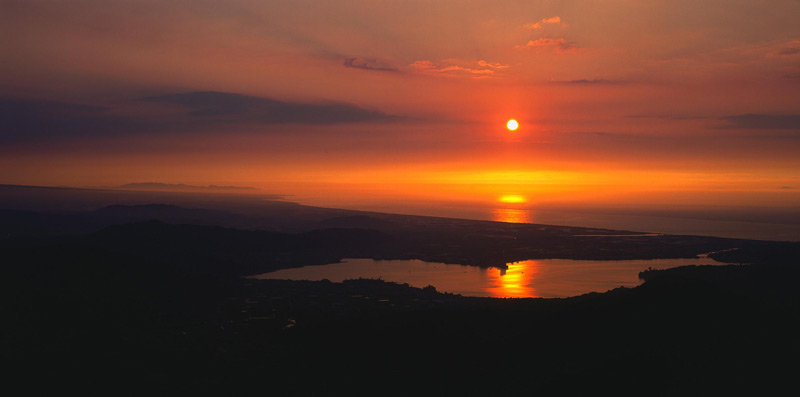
[[485, 261, 540, 298]]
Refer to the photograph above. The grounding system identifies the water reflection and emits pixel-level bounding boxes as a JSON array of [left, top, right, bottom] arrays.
[[485, 260, 540, 298], [252, 257, 730, 298], [492, 208, 532, 224]]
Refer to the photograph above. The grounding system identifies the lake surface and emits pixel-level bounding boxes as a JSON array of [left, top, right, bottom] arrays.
[[252, 256, 730, 298]]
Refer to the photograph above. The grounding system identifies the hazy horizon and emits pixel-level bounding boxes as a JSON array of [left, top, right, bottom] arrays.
[[4, 182, 798, 241]]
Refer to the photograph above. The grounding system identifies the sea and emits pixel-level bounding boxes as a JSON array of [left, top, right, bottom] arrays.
[[289, 197, 800, 242]]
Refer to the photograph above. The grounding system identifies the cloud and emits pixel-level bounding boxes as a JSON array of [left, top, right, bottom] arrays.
[[517, 38, 578, 52], [552, 79, 622, 85], [409, 59, 508, 77], [0, 92, 400, 142], [0, 98, 144, 142], [774, 41, 800, 56], [142, 91, 398, 124], [477, 60, 510, 70], [343, 57, 398, 72], [517, 16, 577, 53], [777, 47, 800, 56], [524, 16, 566, 30], [720, 114, 800, 130], [627, 114, 709, 120]]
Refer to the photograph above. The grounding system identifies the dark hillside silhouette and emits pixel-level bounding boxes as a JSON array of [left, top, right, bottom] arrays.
[[2, 185, 799, 394]]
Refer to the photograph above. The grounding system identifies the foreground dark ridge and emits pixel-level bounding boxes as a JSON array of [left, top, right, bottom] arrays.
[[3, 240, 799, 395], [2, 185, 799, 394]]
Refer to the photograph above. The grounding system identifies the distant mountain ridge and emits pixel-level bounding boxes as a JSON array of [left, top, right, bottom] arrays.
[[119, 182, 258, 191]]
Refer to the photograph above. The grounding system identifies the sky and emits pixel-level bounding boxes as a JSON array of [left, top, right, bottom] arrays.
[[2, 0, 799, 212]]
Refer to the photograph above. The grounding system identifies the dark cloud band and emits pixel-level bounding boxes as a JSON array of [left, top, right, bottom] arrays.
[[721, 114, 800, 130], [0, 92, 399, 142]]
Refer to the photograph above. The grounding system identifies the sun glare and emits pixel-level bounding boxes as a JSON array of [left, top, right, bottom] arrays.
[[506, 119, 519, 131]]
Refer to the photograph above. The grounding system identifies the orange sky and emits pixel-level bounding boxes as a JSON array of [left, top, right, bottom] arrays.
[[1, 0, 799, 211]]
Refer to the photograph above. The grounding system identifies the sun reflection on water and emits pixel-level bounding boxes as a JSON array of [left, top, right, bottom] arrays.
[[485, 260, 541, 298], [492, 208, 532, 224]]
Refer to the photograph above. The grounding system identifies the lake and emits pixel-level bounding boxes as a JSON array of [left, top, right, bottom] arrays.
[[251, 256, 731, 298]]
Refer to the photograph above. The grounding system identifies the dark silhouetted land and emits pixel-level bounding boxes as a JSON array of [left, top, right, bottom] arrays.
[[2, 184, 798, 395]]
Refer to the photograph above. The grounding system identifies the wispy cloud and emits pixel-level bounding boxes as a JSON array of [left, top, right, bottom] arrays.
[[552, 79, 622, 85], [143, 91, 399, 124], [774, 40, 800, 57], [0, 98, 144, 142], [477, 60, 510, 70], [343, 57, 398, 72], [409, 59, 508, 77], [0, 92, 401, 142], [721, 114, 800, 130], [628, 114, 709, 120], [517, 16, 578, 53], [777, 47, 800, 56], [523, 16, 566, 30], [516, 38, 578, 52]]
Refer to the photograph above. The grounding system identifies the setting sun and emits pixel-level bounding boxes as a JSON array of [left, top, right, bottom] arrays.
[[506, 119, 519, 131], [499, 194, 526, 204]]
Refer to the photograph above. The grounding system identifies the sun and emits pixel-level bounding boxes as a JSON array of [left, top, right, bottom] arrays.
[[499, 194, 526, 204], [506, 119, 519, 131]]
